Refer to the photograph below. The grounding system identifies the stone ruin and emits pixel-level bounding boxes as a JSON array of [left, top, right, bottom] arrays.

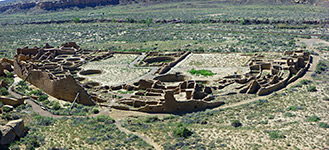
[[111, 78, 224, 113], [12, 42, 311, 113], [13, 42, 141, 106], [219, 50, 311, 96], [109, 50, 311, 112]]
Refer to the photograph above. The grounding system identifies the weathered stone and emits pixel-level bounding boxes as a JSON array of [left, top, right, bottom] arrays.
[[0, 126, 16, 145], [1, 62, 13, 72], [204, 86, 212, 94], [6, 119, 24, 137], [192, 90, 207, 99], [185, 89, 193, 99], [0, 58, 13, 66], [0, 80, 7, 88], [138, 79, 154, 90], [0, 64, 4, 76], [247, 80, 261, 94]]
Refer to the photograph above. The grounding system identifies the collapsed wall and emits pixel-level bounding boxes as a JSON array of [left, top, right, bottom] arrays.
[[156, 51, 191, 74], [220, 50, 311, 96], [0, 96, 27, 107], [138, 91, 224, 113], [13, 43, 95, 105], [112, 77, 224, 113]]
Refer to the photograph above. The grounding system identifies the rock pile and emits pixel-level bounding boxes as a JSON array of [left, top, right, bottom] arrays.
[[0, 119, 24, 145]]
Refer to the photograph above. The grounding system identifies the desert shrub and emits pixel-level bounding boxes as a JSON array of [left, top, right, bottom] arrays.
[[5, 72, 14, 78], [173, 124, 193, 138], [163, 114, 176, 120], [0, 77, 13, 87], [307, 86, 317, 92], [286, 105, 303, 111], [52, 101, 61, 110], [315, 60, 327, 74], [267, 130, 285, 139], [73, 17, 80, 23], [95, 115, 115, 124], [28, 90, 43, 96], [16, 81, 29, 93], [255, 99, 268, 105], [92, 108, 100, 114], [17, 81, 27, 87], [307, 115, 321, 122], [318, 122, 329, 128], [34, 115, 55, 126], [3, 106, 12, 112], [268, 115, 275, 119], [284, 112, 295, 117], [300, 79, 312, 85], [144, 116, 159, 123], [38, 95, 48, 101], [189, 68, 216, 77], [231, 120, 242, 128], [0, 87, 9, 95]]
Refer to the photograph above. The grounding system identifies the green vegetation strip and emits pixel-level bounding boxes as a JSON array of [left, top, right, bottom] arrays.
[[189, 68, 216, 77]]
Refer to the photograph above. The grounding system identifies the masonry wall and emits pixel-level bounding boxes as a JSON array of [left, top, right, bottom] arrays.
[[14, 59, 95, 105]]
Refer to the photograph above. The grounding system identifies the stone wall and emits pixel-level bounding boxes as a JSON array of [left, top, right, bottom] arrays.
[[157, 51, 191, 74], [0, 96, 27, 107], [137, 91, 224, 113], [14, 59, 95, 105]]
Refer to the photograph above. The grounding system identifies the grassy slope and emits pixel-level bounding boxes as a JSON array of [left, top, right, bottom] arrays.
[[0, 2, 328, 57]]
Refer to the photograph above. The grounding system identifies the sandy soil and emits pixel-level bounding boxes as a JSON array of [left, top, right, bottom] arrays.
[[80, 54, 150, 86], [297, 38, 329, 47], [177, 53, 250, 68], [170, 53, 250, 81]]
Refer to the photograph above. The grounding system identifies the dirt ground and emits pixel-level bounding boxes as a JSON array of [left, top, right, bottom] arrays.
[[79, 54, 150, 86], [170, 53, 250, 81], [297, 38, 329, 47]]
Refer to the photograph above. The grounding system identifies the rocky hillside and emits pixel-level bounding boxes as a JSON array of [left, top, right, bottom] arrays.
[[0, 0, 328, 13]]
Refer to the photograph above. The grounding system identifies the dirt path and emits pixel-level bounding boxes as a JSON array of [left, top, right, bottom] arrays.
[[115, 119, 162, 150]]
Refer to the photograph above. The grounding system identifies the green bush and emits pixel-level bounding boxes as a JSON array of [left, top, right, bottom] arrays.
[[5, 72, 14, 78], [267, 130, 285, 139], [189, 68, 216, 77], [307, 115, 321, 122], [307, 86, 317, 92], [173, 125, 193, 138], [38, 95, 48, 101], [144, 116, 159, 123], [28, 90, 43, 96], [2, 106, 12, 112], [299, 79, 312, 85], [92, 108, 100, 114], [231, 120, 242, 128], [52, 102, 61, 110], [34, 115, 55, 126], [73, 17, 80, 23], [318, 122, 329, 128], [0, 87, 9, 96], [286, 105, 303, 111], [95, 115, 115, 123], [284, 112, 295, 117], [315, 61, 327, 74]]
